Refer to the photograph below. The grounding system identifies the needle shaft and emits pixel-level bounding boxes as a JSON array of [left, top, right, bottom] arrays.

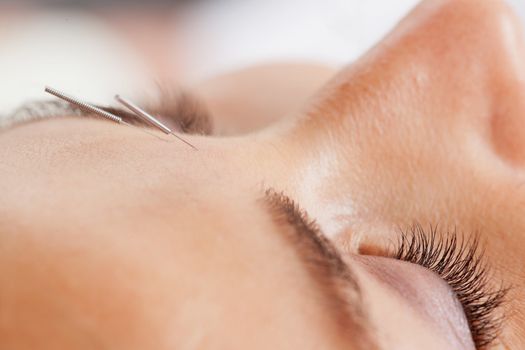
[[45, 86, 123, 124], [115, 94, 197, 150], [115, 94, 170, 133]]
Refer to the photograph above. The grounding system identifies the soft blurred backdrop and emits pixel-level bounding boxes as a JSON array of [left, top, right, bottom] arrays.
[[1, 0, 524, 115]]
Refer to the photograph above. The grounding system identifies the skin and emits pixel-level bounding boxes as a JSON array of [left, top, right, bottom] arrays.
[[1, 0, 525, 348]]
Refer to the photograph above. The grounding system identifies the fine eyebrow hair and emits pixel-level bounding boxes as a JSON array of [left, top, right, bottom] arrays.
[[0, 90, 213, 135], [261, 189, 377, 350]]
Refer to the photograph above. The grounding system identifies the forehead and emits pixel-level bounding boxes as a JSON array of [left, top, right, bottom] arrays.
[[0, 117, 270, 261], [0, 118, 351, 348], [0, 117, 238, 220]]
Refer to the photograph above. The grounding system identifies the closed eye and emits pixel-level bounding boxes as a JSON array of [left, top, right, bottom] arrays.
[[391, 225, 507, 349]]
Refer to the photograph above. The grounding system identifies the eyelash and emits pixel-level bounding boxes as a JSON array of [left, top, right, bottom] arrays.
[[392, 224, 507, 349]]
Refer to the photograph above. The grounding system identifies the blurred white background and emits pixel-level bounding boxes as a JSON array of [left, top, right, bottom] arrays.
[[183, 0, 525, 78], [1, 0, 525, 115]]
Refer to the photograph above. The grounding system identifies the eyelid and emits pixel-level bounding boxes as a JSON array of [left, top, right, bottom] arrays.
[[355, 254, 475, 349]]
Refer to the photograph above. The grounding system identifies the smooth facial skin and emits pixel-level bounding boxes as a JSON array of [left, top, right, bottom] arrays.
[[1, 0, 525, 348]]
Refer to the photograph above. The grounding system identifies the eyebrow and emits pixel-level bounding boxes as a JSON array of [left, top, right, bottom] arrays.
[[0, 90, 213, 135], [261, 189, 377, 350]]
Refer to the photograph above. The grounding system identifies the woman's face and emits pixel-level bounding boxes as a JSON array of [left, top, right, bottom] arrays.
[[2, 0, 525, 348]]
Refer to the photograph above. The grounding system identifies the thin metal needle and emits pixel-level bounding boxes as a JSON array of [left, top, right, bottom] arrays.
[[45, 86, 125, 124], [45, 86, 170, 141], [115, 94, 197, 150]]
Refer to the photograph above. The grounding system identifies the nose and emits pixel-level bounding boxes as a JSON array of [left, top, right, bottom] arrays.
[[411, 0, 525, 166]]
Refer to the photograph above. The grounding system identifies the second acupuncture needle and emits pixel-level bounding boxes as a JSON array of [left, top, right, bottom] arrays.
[[115, 95, 197, 150]]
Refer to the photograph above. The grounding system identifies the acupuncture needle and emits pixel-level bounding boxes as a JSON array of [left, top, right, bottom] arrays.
[[44, 86, 164, 140], [114, 95, 197, 150]]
